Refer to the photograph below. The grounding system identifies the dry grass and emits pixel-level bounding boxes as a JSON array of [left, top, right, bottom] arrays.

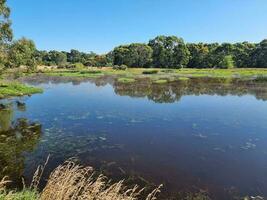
[[0, 160, 162, 200], [40, 160, 162, 200]]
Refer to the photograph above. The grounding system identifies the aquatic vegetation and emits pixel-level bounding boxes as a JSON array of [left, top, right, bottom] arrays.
[[153, 79, 168, 84], [117, 77, 136, 83], [0, 81, 43, 99], [178, 77, 190, 81], [80, 70, 102, 74], [42, 67, 267, 79], [254, 75, 267, 82]]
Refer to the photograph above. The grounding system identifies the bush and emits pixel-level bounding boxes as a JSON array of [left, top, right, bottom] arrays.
[[80, 70, 102, 74], [58, 63, 85, 70], [113, 65, 128, 70], [142, 69, 159, 74]]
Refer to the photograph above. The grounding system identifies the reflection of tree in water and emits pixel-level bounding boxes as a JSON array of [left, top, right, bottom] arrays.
[[20, 74, 116, 89], [21, 74, 267, 103], [0, 106, 42, 186], [114, 78, 267, 103], [0, 107, 13, 131]]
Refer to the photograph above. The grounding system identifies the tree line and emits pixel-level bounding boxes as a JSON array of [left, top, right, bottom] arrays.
[[0, 0, 267, 71], [4, 36, 266, 70]]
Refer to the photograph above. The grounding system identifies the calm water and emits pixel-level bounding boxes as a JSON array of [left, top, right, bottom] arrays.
[[1, 76, 267, 199]]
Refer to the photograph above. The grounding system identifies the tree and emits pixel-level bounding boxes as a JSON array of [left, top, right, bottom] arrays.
[[251, 39, 267, 68], [113, 45, 130, 66], [187, 43, 210, 68], [127, 43, 152, 67], [0, 0, 12, 44], [113, 43, 152, 67], [0, 0, 12, 70], [8, 38, 36, 69], [148, 36, 190, 68], [67, 49, 96, 64], [218, 55, 235, 69], [44, 51, 67, 66], [232, 42, 256, 68]]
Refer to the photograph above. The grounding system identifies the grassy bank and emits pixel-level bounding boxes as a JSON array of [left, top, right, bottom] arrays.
[[0, 81, 43, 99], [42, 67, 267, 80]]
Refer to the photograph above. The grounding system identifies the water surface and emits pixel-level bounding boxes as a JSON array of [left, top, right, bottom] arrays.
[[1, 76, 267, 199]]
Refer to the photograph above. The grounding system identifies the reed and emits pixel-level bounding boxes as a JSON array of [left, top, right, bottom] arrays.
[[0, 160, 162, 200]]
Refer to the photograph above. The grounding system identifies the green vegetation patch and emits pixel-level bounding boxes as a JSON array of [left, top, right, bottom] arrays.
[[0, 81, 43, 99], [117, 77, 136, 83], [254, 75, 267, 82], [80, 70, 102, 74], [178, 77, 190, 81], [0, 189, 39, 200], [153, 79, 168, 84]]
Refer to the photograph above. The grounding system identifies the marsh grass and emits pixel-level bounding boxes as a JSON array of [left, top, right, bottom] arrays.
[[42, 67, 267, 79], [0, 161, 162, 200], [117, 78, 136, 83], [142, 70, 159, 75], [254, 75, 267, 82], [80, 70, 102, 74], [153, 79, 168, 84], [0, 81, 43, 99], [178, 77, 190, 81]]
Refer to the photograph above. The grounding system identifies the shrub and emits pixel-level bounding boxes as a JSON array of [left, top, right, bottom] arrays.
[[80, 70, 102, 74], [142, 70, 159, 74], [113, 65, 128, 70]]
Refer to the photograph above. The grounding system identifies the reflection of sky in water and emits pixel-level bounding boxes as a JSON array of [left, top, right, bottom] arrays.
[[2, 80, 267, 199]]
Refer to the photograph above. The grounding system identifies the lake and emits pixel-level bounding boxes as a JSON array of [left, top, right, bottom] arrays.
[[1, 75, 267, 199]]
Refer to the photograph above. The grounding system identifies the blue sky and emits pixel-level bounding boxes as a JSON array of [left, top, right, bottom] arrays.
[[8, 0, 267, 53]]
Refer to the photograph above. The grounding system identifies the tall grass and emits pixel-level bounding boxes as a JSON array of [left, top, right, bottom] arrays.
[[0, 160, 162, 200]]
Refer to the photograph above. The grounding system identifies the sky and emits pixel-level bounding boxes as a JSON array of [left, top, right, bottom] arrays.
[[8, 0, 267, 54]]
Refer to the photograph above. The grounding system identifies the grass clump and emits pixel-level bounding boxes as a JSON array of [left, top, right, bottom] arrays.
[[113, 65, 128, 70], [178, 77, 190, 81], [0, 81, 43, 99], [153, 79, 168, 84], [80, 70, 102, 74], [254, 75, 267, 82], [117, 77, 135, 83], [142, 70, 159, 75], [0, 161, 162, 200], [0, 190, 39, 200]]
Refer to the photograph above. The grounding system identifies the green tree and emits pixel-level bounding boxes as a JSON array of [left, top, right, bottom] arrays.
[[0, 0, 12, 71], [187, 43, 210, 68], [67, 49, 96, 64], [44, 51, 67, 66], [8, 38, 36, 69], [148, 36, 190, 68], [218, 55, 235, 69], [113, 45, 131, 66], [251, 39, 267, 68], [232, 42, 256, 68], [113, 43, 152, 67], [0, 0, 12, 44]]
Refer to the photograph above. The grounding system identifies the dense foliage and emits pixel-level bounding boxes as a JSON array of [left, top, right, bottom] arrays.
[[0, 0, 267, 70], [111, 37, 267, 69]]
